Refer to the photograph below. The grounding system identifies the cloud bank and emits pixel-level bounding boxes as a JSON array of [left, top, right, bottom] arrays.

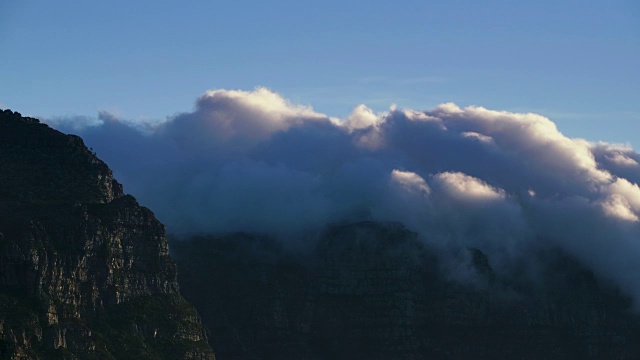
[[47, 87, 640, 303]]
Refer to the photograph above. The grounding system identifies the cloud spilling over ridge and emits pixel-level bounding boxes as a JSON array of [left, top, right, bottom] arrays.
[[47, 87, 640, 303]]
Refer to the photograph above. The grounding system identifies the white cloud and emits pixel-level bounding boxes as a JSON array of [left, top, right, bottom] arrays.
[[426, 105, 612, 189], [46, 89, 640, 306], [343, 104, 385, 149], [599, 194, 639, 222], [403, 109, 445, 129], [605, 178, 640, 213], [390, 169, 430, 196], [592, 142, 639, 167], [343, 104, 379, 130], [433, 172, 505, 202], [461, 131, 494, 144], [607, 153, 639, 167], [171, 87, 329, 143]]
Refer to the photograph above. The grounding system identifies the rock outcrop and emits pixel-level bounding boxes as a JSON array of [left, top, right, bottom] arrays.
[[0, 109, 215, 359], [172, 221, 640, 360]]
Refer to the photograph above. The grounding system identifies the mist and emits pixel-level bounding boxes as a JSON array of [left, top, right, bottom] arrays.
[[47, 87, 640, 304]]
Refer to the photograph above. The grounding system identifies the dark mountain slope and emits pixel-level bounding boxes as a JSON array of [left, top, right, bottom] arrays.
[[0, 109, 215, 359], [172, 221, 640, 360]]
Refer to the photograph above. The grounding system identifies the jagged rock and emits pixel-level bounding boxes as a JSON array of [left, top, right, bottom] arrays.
[[0, 109, 215, 359]]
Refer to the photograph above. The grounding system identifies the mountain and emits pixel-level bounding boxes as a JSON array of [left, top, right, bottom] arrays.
[[0, 109, 215, 359], [172, 221, 640, 360]]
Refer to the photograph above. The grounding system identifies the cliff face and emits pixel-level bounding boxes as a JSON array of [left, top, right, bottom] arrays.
[[0, 109, 215, 359], [173, 221, 640, 360]]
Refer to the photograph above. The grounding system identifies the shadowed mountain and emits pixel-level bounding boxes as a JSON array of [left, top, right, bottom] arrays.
[[0, 109, 215, 359], [172, 221, 640, 360]]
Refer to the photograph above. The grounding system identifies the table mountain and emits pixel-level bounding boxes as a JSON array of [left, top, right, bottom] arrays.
[[172, 221, 640, 360]]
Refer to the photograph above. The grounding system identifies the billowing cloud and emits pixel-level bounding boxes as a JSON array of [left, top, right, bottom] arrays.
[[344, 104, 379, 131], [157, 87, 330, 152], [432, 172, 505, 202], [46, 87, 640, 305], [194, 87, 327, 138], [599, 194, 638, 222]]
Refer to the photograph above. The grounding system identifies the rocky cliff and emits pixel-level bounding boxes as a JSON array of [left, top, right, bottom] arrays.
[[172, 221, 640, 360], [0, 109, 215, 359]]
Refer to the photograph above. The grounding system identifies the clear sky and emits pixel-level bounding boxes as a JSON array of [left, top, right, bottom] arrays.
[[1, 0, 639, 146]]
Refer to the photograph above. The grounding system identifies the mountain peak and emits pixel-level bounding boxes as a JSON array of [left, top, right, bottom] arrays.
[[0, 109, 124, 204]]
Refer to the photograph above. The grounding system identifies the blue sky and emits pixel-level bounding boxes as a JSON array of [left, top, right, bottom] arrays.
[[1, 0, 638, 146]]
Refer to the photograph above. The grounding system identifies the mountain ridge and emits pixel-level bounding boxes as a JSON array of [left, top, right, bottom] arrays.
[[172, 221, 640, 360]]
